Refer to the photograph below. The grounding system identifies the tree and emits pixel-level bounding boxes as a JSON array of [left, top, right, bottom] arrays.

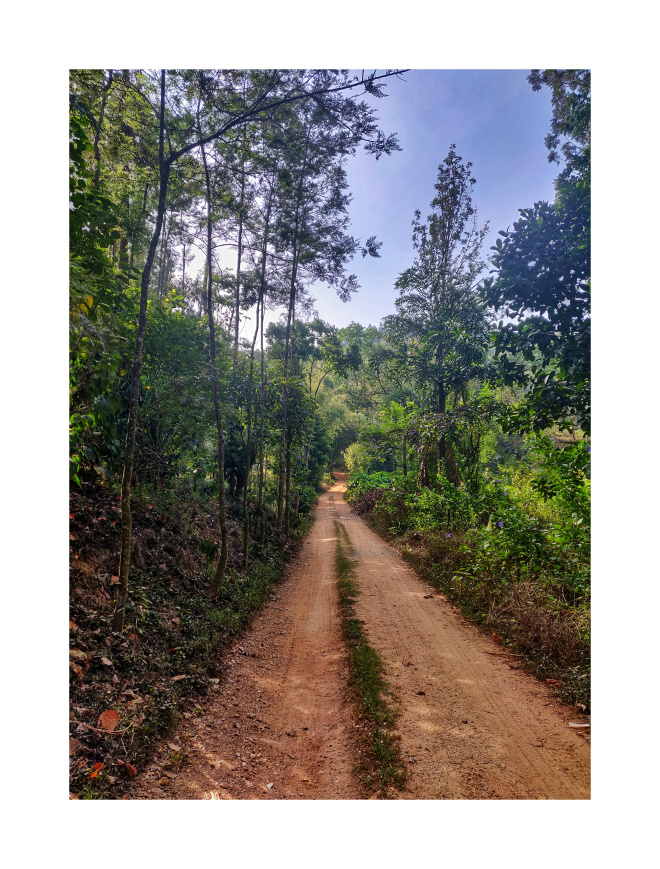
[[383, 145, 491, 484], [484, 70, 590, 435], [95, 69, 406, 627]]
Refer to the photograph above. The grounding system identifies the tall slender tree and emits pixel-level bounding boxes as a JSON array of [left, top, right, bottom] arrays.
[[384, 146, 490, 484]]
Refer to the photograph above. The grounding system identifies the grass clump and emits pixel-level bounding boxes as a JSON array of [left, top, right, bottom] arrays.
[[334, 521, 405, 795]]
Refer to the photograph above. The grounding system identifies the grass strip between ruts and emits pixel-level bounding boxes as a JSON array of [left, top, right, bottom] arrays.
[[333, 520, 405, 794]]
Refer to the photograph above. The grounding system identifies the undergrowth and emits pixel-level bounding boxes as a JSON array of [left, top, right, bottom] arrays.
[[333, 520, 405, 795], [69, 479, 313, 799], [347, 451, 590, 713]]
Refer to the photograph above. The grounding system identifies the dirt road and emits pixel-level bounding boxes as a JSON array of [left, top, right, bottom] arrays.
[[135, 476, 590, 800]]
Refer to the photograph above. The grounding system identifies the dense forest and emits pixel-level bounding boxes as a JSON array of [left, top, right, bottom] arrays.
[[69, 69, 589, 798]]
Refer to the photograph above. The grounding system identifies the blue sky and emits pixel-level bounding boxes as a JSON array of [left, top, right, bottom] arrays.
[[307, 69, 559, 329]]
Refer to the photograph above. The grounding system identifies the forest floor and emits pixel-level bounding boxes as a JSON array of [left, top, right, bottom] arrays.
[[130, 474, 590, 800]]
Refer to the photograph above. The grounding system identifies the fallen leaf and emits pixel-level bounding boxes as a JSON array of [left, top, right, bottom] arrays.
[[69, 738, 83, 756], [171, 675, 187, 682], [70, 649, 87, 661], [266, 783, 274, 790], [98, 709, 120, 732], [70, 663, 83, 678], [171, 617, 180, 626], [90, 762, 106, 779], [101, 657, 113, 666], [110, 576, 119, 585], [69, 620, 78, 630], [492, 631, 502, 644], [159, 777, 169, 787], [69, 513, 74, 520], [167, 743, 181, 752]]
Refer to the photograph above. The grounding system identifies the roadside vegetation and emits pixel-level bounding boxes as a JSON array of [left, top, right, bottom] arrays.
[[69, 479, 312, 799], [346, 431, 590, 709]]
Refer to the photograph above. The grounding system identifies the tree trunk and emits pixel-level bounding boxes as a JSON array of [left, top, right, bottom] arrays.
[[284, 438, 292, 534], [200, 141, 229, 598], [254, 181, 273, 546], [157, 212, 171, 298], [233, 156, 247, 366], [242, 296, 261, 567], [277, 132, 310, 526], [402, 434, 407, 478], [92, 70, 113, 190], [258, 281, 266, 544], [437, 345, 446, 482], [112, 70, 169, 632]]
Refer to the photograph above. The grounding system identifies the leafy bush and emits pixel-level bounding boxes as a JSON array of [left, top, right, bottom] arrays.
[[342, 442, 372, 475], [296, 485, 318, 515], [346, 471, 398, 501]]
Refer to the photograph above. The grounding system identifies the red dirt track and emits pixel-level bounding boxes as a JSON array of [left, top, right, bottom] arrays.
[[135, 474, 590, 800]]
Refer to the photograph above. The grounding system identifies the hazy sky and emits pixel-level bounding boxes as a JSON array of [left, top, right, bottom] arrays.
[[304, 69, 559, 330]]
